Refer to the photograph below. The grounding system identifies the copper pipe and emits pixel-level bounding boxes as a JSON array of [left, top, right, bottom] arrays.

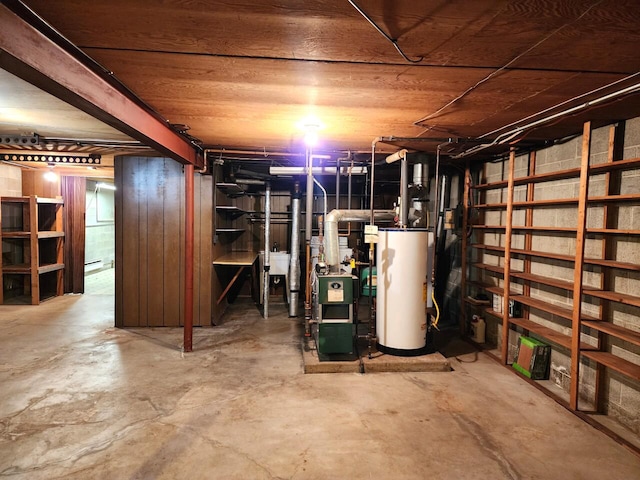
[[184, 164, 194, 352]]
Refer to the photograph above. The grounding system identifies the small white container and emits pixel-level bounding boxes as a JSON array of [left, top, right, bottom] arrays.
[[493, 294, 503, 313], [471, 315, 486, 344]]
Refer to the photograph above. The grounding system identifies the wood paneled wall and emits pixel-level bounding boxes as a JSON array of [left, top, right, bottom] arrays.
[[22, 170, 62, 197], [61, 176, 86, 293], [115, 156, 212, 327]]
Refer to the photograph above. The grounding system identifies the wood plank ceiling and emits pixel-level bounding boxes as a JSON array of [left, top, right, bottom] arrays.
[[7, 0, 640, 156]]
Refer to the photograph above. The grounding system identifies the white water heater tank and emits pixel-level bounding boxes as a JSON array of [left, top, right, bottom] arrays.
[[376, 228, 433, 354]]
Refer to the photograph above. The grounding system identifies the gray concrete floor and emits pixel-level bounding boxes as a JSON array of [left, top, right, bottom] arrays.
[[1, 294, 639, 480]]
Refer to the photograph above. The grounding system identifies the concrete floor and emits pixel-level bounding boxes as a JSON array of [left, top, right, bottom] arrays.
[[1, 294, 639, 480]]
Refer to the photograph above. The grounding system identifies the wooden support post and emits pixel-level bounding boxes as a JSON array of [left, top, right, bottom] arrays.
[[570, 121, 592, 410], [501, 149, 516, 364], [184, 164, 194, 352], [29, 197, 39, 305], [594, 122, 624, 411], [460, 161, 470, 335], [523, 151, 536, 319]]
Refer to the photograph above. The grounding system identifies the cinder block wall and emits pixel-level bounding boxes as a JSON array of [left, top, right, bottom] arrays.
[[476, 118, 640, 434], [85, 180, 115, 269], [0, 164, 22, 196]]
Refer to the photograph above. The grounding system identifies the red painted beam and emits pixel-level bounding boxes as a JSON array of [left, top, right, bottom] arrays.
[[0, 3, 203, 168], [184, 164, 194, 352]]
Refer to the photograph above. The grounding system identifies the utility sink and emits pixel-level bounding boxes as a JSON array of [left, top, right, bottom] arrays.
[[259, 251, 291, 304], [259, 251, 290, 276]]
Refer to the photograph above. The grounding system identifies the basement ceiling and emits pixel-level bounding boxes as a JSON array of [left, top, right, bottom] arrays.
[[4, 0, 640, 157]]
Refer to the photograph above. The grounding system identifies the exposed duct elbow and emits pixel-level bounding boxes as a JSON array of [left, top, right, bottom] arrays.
[[324, 209, 395, 267]]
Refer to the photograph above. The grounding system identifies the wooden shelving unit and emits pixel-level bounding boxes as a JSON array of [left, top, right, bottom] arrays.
[[215, 183, 247, 243], [464, 121, 640, 421], [0, 196, 65, 305]]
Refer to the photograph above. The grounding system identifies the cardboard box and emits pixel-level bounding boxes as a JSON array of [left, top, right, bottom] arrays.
[[513, 336, 550, 380]]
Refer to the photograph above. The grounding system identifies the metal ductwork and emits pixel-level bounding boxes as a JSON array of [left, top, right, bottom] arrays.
[[263, 183, 271, 318], [324, 209, 395, 268], [288, 182, 302, 317], [385, 149, 409, 228], [411, 162, 430, 227]]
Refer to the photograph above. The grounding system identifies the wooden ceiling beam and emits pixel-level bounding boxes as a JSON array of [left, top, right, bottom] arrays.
[[0, 3, 203, 167]]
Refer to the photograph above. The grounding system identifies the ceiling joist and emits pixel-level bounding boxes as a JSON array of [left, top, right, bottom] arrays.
[[0, 2, 203, 167]]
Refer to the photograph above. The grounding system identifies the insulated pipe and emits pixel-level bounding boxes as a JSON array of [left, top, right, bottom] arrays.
[[263, 182, 271, 319], [324, 209, 395, 269], [288, 182, 302, 317], [385, 149, 409, 228], [183, 164, 194, 352]]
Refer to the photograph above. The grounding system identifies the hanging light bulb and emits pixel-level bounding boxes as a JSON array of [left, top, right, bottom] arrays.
[[44, 164, 58, 182]]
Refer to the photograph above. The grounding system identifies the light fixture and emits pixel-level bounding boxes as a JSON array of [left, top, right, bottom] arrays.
[[96, 182, 116, 191], [44, 164, 57, 182], [297, 115, 324, 147]]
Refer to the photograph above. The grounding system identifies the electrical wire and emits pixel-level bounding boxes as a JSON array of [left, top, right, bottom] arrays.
[[413, 0, 607, 127], [347, 0, 423, 64], [431, 289, 440, 331]]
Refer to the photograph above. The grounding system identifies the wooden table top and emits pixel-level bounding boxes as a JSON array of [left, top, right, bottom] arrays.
[[212, 251, 258, 266]]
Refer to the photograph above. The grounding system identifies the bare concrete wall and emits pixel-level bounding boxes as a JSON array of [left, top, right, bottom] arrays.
[[472, 119, 640, 434]]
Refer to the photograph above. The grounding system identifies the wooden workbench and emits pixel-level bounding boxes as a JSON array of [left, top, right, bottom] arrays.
[[213, 251, 258, 305]]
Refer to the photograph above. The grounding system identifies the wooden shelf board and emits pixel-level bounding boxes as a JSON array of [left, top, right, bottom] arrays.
[[510, 248, 640, 271], [38, 263, 64, 274], [484, 286, 505, 296], [457, 158, 639, 193], [584, 258, 640, 271], [0, 295, 33, 305], [509, 317, 595, 351], [476, 194, 640, 209], [472, 225, 506, 230], [584, 289, 640, 308], [474, 180, 508, 191], [2, 264, 30, 274], [471, 263, 505, 275], [475, 203, 507, 209], [35, 197, 64, 205], [510, 248, 574, 263], [582, 321, 640, 348], [589, 156, 640, 174], [512, 294, 600, 322], [471, 244, 505, 253], [588, 193, 640, 203], [0, 197, 29, 203], [1, 231, 31, 238], [512, 167, 582, 186], [484, 307, 503, 319], [464, 296, 491, 306], [216, 206, 245, 212], [581, 351, 640, 381], [216, 183, 245, 197], [511, 271, 576, 291], [216, 205, 246, 219], [38, 231, 65, 239], [513, 198, 578, 207], [512, 226, 577, 233], [587, 229, 640, 235]]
